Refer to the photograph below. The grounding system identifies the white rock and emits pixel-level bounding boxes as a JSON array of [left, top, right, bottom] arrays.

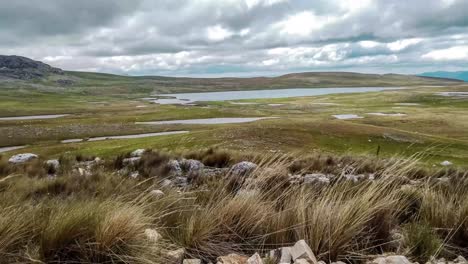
[[144, 228, 162, 243], [454, 256, 467, 264], [123, 157, 141, 166], [441, 160, 453, 166], [368, 255, 411, 264], [303, 173, 330, 185], [45, 159, 60, 170], [168, 159, 182, 176], [181, 159, 204, 179], [150, 189, 164, 198], [131, 149, 146, 157], [130, 171, 140, 178], [167, 248, 185, 263], [183, 259, 201, 264], [279, 247, 292, 264], [217, 254, 248, 263], [8, 153, 38, 164], [161, 179, 173, 188], [247, 253, 263, 264], [295, 259, 311, 264], [230, 161, 257, 177], [290, 240, 317, 264]]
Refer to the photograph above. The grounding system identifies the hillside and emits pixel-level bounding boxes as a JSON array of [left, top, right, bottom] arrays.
[[420, 71, 468, 82], [0, 55, 463, 95]]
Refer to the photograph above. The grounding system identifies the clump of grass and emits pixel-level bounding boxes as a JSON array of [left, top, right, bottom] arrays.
[[403, 223, 444, 263]]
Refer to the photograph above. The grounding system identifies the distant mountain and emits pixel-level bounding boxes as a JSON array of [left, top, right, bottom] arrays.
[[419, 71, 468, 82], [0, 55, 63, 80]]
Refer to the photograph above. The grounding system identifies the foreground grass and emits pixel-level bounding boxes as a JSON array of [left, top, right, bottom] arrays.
[[0, 149, 467, 263]]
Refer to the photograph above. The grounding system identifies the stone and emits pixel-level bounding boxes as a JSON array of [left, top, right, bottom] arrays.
[[131, 149, 146, 157], [367, 255, 411, 264], [150, 189, 165, 198], [144, 228, 162, 243], [290, 240, 318, 264], [217, 254, 248, 264], [230, 161, 257, 177], [454, 256, 467, 264], [183, 259, 202, 264], [161, 179, 173, 188], [8, 153, 38, 164], [181, 159, 204, 179], [168, 159, 183, 176], [440, 160, 453, 166], [303, 173, 330, 186], [247, 253, 263, 264], [174, 176, 189, 188], [295, 259, 311, 264], [130, 171, 140, 178], [123, 157, 141, 166], [45, 159, 60, 170], [167, 248, 185, 263], [279, 247, 292, 264]]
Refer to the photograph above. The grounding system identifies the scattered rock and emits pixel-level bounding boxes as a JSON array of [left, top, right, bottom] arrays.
[[174, 176, 189, 188], [45, 159, 60, 170], [150, 189, 165, 198], [247, 253, 263, 264], [367, 255, 411, 264], [181, 159, 204, 180], [131, 149, 146, 157], [440, 160, 453, 166], [130, 171, 140, 178], [279, 247, 292, 264], [303, 173, 330, 186], [8, 153, 38, 164], [168, 159, 183, 177], [123, 157, 141, 166], [167, 248, 185, 263], [217, 253, 248, 264], [144, 228, 162, 243], [183, 259, 202, 264], [230, 161, 257, 177], [290, 240, 318, 264]]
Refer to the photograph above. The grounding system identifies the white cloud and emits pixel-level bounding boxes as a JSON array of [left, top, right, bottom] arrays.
[[276, 11, 337, 37], [206, 25, 233, 42], [422, 45, 468, 60], [387, 38, 423, 51]]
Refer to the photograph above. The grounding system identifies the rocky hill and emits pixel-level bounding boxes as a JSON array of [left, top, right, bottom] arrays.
[[0, 55, 63, 80]]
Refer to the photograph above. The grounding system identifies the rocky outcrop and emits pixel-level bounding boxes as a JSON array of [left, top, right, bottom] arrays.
[[230, 161, 257, 177], [8, 153, 38, 164], [0, 55, 63, 80]]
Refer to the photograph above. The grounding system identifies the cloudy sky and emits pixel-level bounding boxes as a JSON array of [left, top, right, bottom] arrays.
[[1, 0, 467, 77]]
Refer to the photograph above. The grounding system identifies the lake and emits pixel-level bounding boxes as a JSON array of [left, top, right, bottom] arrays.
[[0, 114, 69, 121], [61, 131, 189, 143], [150, 87, 403, 104], [136, 117, 277, 125]]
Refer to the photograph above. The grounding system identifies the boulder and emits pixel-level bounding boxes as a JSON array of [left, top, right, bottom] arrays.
[[150, 189, 165, 198], [247, 253, 263, 264], [183, 259, 202, 264], [279, 247, 292, 264], [131, 149, 146, 157], [303, 173, 330, 186], [367, 255, 411, 264], [123, 157, 141, 166], [290, 240, 318, 264], [217, 254, 248, 264], [8, 153, 38, 164], [161, 179, 173, 188], [45, 159, 60, 170], [230, 161, 257, 177], [168, 159, 183, 177], [174, 177, 189, 188], [181, 159, 204, 179], [167, 248, 185, 263], [144, 228, 162, 243]]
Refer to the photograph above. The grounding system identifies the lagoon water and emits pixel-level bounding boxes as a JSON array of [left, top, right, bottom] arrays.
[[137, 117, 276, 125], [150, 87, 402, 104], [61, 131, 189, 143]]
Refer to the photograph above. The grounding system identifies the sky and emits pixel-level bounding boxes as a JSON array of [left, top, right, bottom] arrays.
[[1, 0, 467, 77]]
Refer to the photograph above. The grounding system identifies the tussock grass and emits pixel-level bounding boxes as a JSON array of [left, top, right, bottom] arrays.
[[0, 151, 467, 263]]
